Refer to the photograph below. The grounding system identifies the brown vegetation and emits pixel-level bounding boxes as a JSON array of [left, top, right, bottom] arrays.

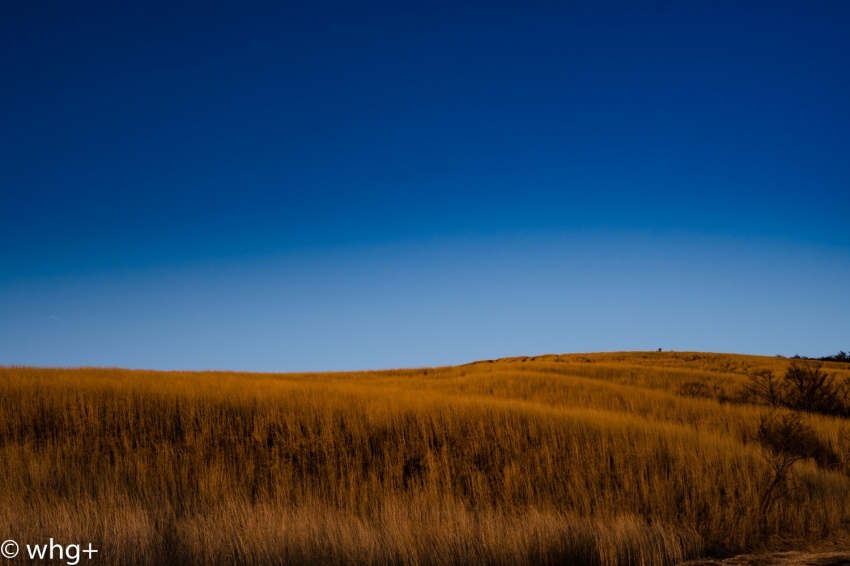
[[1, 352, 849, 564]]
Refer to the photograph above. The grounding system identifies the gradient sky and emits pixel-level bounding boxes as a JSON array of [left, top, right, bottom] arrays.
[[2, 1, 848, 371]]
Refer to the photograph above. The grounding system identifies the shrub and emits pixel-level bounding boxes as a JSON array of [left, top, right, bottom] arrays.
[[678, 382, 712, 399], [745, 361, 848, 417], [755, 411, 835, 517], [783, 362, 844, 416], [745, 369, 785, 408]]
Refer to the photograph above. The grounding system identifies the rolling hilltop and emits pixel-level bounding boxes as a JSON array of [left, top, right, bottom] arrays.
[[1, 352, 849, 565]]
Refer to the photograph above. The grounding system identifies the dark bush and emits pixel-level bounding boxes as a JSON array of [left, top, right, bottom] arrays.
[[678, 381, 712, 399], [755, 410, 838, 516], [758, 410, 824, 462], [745, 369, 785, 408], [745, 361, 848, 418], [783, 362, 844, 416]]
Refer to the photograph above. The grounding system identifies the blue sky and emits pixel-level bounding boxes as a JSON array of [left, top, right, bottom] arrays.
[[2, 1, 848, 370]]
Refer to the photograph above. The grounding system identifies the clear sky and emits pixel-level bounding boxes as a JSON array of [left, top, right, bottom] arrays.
[[2, 1, 848, 371]]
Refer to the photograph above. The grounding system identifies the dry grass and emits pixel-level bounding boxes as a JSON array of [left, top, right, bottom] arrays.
[[1, 352, 849, 564]]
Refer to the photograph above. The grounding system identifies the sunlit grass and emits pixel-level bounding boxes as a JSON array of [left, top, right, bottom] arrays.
[[1, 352, 849, 564]]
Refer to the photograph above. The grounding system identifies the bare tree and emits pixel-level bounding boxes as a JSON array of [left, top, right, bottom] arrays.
[[756, 411, 822, 517], [745, 369, 785, 408]]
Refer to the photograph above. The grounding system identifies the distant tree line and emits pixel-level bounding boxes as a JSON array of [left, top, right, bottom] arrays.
[[817, 350, 849, 362], [782, 350, 850, 362]]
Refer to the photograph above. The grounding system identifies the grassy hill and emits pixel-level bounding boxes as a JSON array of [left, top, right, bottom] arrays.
[[1, 352, 849, 565]]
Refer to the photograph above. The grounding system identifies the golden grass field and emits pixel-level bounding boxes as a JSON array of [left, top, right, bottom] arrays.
[[1, 352, 849, 565]]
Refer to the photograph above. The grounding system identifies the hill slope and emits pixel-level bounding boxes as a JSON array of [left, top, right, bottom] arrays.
[[1, 352, 849, 565]]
